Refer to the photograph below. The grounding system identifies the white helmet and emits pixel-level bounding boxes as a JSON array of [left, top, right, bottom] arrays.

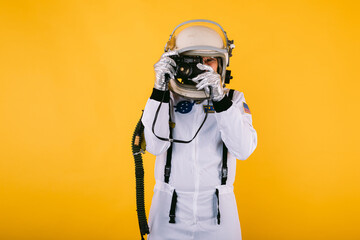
[[165, 19, 235, 100]]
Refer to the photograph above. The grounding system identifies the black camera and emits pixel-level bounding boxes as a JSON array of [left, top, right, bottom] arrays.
[[169, 55, 206, 85]]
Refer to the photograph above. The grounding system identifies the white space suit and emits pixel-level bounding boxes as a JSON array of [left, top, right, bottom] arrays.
[[141, 87, 257, 240]]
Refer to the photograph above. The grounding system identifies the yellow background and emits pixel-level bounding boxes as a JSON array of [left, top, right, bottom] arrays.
[[0, 0, 359, 239]]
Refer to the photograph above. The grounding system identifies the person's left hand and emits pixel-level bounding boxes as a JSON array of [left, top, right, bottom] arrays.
[[191, 63, 225, 102]]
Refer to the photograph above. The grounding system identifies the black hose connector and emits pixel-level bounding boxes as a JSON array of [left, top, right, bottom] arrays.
[[131, 114, 150, 240]]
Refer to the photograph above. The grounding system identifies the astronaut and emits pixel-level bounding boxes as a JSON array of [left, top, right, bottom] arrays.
[[141, 20, 257, 240]]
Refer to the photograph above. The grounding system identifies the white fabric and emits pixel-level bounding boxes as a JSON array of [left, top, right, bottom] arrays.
[[141, 89, 257, 240]]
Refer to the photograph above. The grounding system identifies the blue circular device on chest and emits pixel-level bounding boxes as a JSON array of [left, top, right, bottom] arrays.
[[174, 101, 195, 114]]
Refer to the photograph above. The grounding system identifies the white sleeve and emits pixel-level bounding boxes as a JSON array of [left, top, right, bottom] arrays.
[[214, 90, 258, 160], [141, 89, 171, 156]]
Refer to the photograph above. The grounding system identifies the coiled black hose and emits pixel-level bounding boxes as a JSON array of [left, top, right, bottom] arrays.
[[131, 115, 149, 240]]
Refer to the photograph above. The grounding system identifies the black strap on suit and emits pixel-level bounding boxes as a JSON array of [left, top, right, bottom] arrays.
[[217, 89, 235, 224]]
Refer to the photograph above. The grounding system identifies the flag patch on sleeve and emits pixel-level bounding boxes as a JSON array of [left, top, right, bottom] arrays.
[[243, 102, 251, 114]]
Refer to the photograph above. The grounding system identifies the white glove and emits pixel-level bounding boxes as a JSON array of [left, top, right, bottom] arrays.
[[153, 51, 178, 91], [191, 63, 225, 102]]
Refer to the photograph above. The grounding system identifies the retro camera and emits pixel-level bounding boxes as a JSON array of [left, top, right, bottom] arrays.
[[169, 55, 206, 85]]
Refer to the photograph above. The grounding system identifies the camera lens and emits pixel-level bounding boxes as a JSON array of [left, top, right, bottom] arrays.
[[170, 55, 205, 81], [177, 63, 192, 78]]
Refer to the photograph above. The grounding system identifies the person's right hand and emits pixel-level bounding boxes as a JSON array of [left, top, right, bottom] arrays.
[[154, 50, 178, 91]]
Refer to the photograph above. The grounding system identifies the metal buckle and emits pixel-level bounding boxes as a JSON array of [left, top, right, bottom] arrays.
[[221, 167, 228, 178], [165, 166, 171, 176]]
